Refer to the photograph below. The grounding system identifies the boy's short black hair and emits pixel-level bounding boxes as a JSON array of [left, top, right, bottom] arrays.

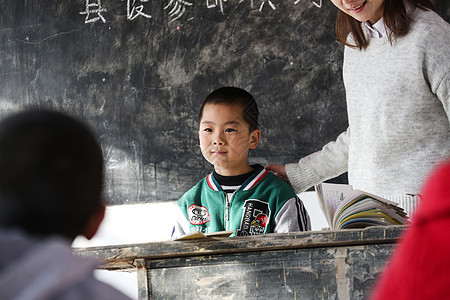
[[0, 109, 104, 240], [199, 87, 259, 131]]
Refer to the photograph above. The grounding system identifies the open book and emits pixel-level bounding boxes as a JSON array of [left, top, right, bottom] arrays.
[[173, 230, 234, 241], [315, 183, 408, 230]]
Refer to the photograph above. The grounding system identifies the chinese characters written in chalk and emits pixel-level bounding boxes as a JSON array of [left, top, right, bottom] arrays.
[[207, 0, 276, 14], [165, 0, 194, 21], [79, 0, 322, 24], [127, 0, 152, 20], [79, 0, 107, 23]]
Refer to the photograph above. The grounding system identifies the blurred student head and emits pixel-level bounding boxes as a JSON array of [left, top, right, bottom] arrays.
[[0, 109, 105, 241]]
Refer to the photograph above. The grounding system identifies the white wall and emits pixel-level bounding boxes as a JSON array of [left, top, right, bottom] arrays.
[[72, 191, 327, 299]]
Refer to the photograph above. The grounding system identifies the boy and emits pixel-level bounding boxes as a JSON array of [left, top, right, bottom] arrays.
[[0, 110, 131, 299], [173, 87, 311, 237]]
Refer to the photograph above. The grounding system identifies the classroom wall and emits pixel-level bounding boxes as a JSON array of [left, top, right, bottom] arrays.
[[1, 1, 449, 205], [3, 2, 448, 297]]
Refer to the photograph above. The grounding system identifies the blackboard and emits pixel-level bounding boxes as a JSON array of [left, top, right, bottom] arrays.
[[1, 1, 449, 205]]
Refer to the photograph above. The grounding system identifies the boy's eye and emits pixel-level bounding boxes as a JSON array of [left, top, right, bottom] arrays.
[[225, 128, 236, 133], [203, 128, 213, 132]]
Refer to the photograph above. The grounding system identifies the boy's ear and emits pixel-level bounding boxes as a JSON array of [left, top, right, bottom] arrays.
[[249, 129, 261, 150], [82, 203, 106, 240]]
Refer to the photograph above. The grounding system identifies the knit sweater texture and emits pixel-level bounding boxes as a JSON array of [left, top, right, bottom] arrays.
[[286, 8, 450, 214]]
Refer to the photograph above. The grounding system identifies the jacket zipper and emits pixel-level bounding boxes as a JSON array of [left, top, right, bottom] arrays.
[[224, 191, 235, 230]]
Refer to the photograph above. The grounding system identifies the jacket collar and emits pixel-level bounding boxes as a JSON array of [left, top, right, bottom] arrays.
[[206, 165, 269, 192]]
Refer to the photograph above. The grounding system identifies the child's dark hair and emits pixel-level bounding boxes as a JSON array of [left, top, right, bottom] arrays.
[[0, 109, 104, 240], [199, 87, 259, 131]]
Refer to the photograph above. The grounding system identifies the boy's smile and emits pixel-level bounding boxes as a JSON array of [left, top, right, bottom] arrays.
[[199, 103, 260, 176]]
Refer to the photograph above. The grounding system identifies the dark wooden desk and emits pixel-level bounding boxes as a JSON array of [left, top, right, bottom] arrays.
[[74, 226, 405, 299]]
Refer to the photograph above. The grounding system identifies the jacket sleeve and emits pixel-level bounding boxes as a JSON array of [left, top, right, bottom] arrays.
[[285, 128, 350, 193], [171, 207, 190, 238], [273, 196, 311, 233]]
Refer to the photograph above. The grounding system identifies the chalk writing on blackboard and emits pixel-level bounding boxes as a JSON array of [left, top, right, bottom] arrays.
[[258, 1, 276, 11], [211, 0, 276, 13], [206, 0, 226, 14], [294, 0, 321, 8], [126, 0, 152, 20], [79, 0, 107, 24], [165, 0, 194, 22], [313, 0, 322, 8], [79, 0, 323, 24]]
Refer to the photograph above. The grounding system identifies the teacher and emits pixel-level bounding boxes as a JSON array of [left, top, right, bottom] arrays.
[[266, 0, 450, 216]]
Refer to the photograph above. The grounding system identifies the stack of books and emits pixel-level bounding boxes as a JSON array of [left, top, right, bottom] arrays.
[[315, 183, 408, 230]]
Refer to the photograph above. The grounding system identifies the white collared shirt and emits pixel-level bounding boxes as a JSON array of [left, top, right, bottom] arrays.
[[362, 1, 415, 39], [363, 18, 387, 38]]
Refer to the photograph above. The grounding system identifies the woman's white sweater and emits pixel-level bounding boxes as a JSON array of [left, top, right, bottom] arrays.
[[286, 7, 450, 214]]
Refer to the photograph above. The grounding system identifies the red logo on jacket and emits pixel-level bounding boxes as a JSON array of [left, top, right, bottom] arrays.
[[188, 204, 211, 225]]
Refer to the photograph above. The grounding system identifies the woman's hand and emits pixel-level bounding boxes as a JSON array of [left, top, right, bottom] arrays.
[[265, 164, 292, 186]]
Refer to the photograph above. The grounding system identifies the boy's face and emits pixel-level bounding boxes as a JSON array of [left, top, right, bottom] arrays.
[[199, 103, 260, 176]]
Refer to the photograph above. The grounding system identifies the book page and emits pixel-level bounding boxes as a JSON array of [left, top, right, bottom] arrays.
[[315, 183, 353, 228], [173, 230, 234, 241], [332, 191, 408, 229]]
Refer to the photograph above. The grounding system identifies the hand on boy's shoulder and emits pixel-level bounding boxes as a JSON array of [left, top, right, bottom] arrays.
[[265, 164, 292, 187]]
